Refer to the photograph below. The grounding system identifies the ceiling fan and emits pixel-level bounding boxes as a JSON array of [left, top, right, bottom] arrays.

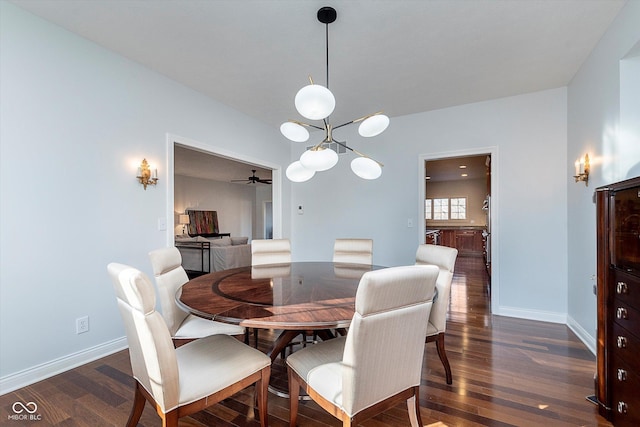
[[231, 169, 272, 185]]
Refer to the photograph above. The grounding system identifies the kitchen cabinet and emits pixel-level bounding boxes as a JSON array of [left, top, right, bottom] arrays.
[[455, 230, 484, 256], [437, 228, 484, 256], [439, 230, 456, 248]]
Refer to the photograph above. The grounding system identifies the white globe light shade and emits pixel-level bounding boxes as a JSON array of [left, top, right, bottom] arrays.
[[286, 161, 315, 182], [280, 122, 309, 142], [358, 114, 390, 137], [300, 147, 339, 172], [351, 157, 382, 180], [295, 85, 335, 120]]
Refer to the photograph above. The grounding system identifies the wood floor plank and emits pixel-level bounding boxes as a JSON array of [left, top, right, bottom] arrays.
[[0, 257, 613, 426]]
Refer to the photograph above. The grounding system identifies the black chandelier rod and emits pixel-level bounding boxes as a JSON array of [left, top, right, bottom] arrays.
[[325, 19, 330, 90]]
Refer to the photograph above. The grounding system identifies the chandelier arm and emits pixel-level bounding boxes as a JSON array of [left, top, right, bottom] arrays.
[[289, 120, 324, 131], [310, 140, 328, 151], [352, 111, 384, 123], [332, 139, 384, 167], [333, 112, 386, 130], [332, 120, 354, 130]]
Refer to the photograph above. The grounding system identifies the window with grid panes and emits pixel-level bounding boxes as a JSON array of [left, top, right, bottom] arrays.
[[425, 199, 432, 220], [433, 198, 449, 220], [425, 197, 467, 220], [450, 197, 467, 219]]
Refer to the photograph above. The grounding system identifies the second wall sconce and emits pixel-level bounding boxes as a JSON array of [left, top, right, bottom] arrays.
[[137, 158, 158, 190], [573, 154, 590, 186]]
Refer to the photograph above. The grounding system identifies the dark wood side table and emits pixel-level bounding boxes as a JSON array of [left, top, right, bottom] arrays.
[[175, 240, 210, 277]]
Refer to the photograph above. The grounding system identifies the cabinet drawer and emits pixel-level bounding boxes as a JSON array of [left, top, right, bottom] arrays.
[[614, 269, 640, 311], [611, 379, 640, 427], [613, 299, 640, 341], [612, 354, 640, 403], [611, 321, 640, 372]]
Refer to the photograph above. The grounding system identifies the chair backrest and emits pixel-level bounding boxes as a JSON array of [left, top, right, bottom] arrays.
[[342, 265, 439, 416], [107, 263, 179, 413], [148, 247, 190, 336], [415, 244, 458, 333], [332, 238, 373, 265], [251, 239, 291, 266]]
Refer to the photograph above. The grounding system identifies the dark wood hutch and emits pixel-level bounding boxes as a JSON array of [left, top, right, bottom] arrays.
[[596, 176, 640, 426]]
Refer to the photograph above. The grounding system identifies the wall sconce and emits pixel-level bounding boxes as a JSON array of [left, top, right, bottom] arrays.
[[136, 158, 158, 190], [179, 214, 190, 235], [573, 154, 590, 186]]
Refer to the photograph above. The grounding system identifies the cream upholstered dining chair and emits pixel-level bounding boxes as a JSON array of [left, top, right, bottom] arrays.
[[107, 263, 270, 427], [287, 265, 440, 427], [332, 238, 373, 264], [251, 239, 291, 266], [415, 243, 458, 384], [148, 247, 245, 342], [251, 239, 295, 350]]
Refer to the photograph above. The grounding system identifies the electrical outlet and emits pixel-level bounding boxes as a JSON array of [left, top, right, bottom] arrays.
[[76, 316, 89, 334]]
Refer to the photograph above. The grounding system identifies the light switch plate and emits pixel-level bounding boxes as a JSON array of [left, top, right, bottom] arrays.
[[158, 217, 167, 230]]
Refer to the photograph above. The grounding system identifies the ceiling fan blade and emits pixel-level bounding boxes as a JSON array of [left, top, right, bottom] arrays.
[[231, 169, 271, 184]]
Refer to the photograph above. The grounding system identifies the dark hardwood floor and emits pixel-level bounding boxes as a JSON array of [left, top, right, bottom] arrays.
[[0, 257, 612, 426]]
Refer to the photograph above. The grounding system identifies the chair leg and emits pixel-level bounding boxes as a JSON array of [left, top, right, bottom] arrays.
[[126, 382, 147, 427], [257, 366, 270, 427], [161, 409, 179, 427], [288, 369, 300, 427], [435, 333, 452, 384], [407, 386, 423, 427]]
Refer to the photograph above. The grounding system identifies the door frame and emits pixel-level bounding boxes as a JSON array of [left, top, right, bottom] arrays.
[[165, 133, 282, 245], [418, 146, 498, 313]]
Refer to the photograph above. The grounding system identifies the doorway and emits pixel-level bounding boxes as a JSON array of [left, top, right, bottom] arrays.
[[419, 148, 497, 313], [263, 201, 273, 239], [165, 133, 282, 245]]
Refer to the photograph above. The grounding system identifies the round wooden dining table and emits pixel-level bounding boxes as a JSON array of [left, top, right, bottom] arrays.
[[177, 261, 386, 362]]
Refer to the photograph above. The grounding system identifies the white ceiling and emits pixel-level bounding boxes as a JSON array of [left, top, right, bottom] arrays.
[[426, 155, 489, 183], [12, 0, 626, 181]]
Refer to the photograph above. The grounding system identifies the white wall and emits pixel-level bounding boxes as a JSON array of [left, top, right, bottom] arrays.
[[566, 1, 640, 352], [0, 2, 290, 392], [290, 88, 569, 322]]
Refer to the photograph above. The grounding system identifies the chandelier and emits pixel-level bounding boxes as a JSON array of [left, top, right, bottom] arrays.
[[282, 6, 389, 182]]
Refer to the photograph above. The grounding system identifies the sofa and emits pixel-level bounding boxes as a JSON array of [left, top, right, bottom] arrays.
[[175, 236, 251, 272]]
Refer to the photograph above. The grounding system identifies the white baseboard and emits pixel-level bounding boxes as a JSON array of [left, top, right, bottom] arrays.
[[0, 337, 127, 396], [567, 315, 597, 356], [495, 305, 568, 324], [495, 307, 597, 356]]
